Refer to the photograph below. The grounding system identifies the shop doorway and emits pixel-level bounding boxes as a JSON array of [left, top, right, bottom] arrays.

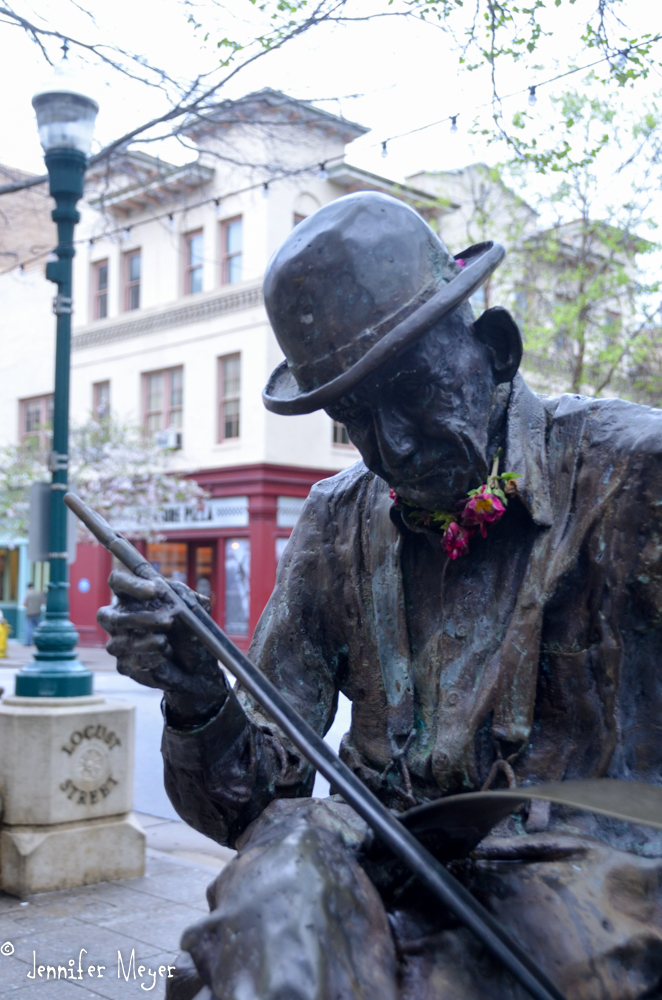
[[145, 539, 251, 641], [188, 544, 215, 607], [146, 540, 219, 616]]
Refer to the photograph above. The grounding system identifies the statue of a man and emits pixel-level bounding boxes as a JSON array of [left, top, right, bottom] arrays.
[[100, 193, 662, 1000]]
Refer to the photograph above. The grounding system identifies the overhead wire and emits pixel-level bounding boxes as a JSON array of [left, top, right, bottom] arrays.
[[3, 33, 661, 277]]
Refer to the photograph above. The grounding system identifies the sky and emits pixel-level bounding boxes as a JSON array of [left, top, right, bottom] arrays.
[[0, 0, 661, 224]]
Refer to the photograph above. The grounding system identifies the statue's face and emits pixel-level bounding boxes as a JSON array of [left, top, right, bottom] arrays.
[[326, 306, 506, 509]]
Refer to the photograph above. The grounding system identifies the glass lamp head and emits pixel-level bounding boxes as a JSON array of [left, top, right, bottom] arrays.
[[32, 88, 99, 156]]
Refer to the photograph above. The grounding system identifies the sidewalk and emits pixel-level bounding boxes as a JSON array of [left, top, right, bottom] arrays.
[[0, 643, 352, 996], [0, 840, 222, 997], [0, 641, 118, 673], [0, 643, 233, 997]]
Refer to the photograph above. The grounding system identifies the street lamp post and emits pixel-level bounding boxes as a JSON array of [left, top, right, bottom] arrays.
[[15, 84, 99, 698]]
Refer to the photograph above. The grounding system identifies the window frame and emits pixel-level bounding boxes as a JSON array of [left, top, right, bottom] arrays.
[[332, 420, 354, 448], [184, 230, 204, 296], [220, 216, 243, 285], [92, 259, 109, 320], [142, 366, 184, 437], [92, 381, 110, 420], [218, 353, 241, 442], [123, 248, 141, 312], [19, 394, 53, 447]]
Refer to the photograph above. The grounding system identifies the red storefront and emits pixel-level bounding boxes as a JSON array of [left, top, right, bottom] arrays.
[[69, 463, 337, 649]]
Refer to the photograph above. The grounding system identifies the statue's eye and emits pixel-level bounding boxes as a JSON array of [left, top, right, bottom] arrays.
[[395, 379, 435, 405], [327, 402, 364, 427]]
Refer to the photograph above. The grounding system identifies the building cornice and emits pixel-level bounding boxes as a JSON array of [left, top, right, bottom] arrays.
[[72, 283, 264, 351], [327, 163, 453, 213], [88, 162, 215, 216]]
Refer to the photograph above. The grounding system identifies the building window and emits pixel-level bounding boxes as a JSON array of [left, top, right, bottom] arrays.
[[221, 217, 242, 284], [275, 537, 290, 565], [93, 381, 110, 419], [19, 394, 53, 445], [225, 538, 250, 635], [92, 259, 108, 320], [146, 542, 187, 583], [184, 230, 203, 295], [0, 548, 19, 603], [143, 367, 183, 434], [293, 213, 306, 227], [218, 353, 241, 441], [124, 249, 141, 311], [332, 421, 352, 446]]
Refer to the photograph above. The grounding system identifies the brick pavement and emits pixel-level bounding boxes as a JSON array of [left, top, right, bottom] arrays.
[[0, 815, 230, 998], [0, 643, 231, 999]]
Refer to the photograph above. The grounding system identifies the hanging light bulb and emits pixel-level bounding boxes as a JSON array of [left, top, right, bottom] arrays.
[[528, 86, 537, 107], [214, 197, 222, 218], [262, 182, 270, 198], [450, 116, 458, 134], [381, 141, 388, 159], [123, 226, 132, 239], [317, 162, 328, 181], [167, 213, 175, 231]]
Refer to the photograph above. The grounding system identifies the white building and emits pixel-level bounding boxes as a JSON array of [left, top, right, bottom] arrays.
[[0, 89, 449, 645]]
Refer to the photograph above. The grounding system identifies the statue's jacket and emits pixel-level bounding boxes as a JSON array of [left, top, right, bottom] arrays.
[[162, 376, 662, 855]]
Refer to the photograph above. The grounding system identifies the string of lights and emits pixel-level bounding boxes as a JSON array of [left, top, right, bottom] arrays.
[[4, 33, 661, 277], [375, 33, 662, 154]]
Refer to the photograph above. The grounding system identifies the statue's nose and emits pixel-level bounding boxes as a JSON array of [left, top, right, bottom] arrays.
[[372, 406, 418, 471]]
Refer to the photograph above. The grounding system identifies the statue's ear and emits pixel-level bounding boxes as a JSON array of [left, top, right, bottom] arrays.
[[473, 306, 523, 384]]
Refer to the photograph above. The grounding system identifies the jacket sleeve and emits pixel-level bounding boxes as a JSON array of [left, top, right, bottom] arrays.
[[160, 476, 348, 847]]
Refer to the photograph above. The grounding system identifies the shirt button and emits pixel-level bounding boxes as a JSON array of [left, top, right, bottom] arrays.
[[446, 690, 460, 706]]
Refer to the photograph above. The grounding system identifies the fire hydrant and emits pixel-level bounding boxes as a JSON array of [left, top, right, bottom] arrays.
[[0, 614, 11, 658]]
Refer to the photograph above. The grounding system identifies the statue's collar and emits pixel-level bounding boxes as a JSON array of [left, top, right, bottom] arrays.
[[504, 373, 553, 528]]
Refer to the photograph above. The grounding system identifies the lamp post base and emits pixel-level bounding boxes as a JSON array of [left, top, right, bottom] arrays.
[[14, 665, 93, 698], [15, 613, 93, 697]]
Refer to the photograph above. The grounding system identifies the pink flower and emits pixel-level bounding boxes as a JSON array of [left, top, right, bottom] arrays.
[[443, 521, 472, 560], [389, 489, 399, 501], [456, 258, 466, 269], [462, 487, 506, 538]]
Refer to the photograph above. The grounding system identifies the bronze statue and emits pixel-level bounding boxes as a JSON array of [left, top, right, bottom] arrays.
[[99, 192, 662, 999]]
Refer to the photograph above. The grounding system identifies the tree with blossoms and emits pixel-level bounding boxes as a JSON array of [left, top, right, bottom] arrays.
[[0, 416, 206, 545]]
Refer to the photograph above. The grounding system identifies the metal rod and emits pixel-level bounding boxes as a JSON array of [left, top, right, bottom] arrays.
[[65, 492, 567, 1000]]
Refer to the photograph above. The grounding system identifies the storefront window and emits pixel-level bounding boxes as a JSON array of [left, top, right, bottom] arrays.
[[146, 542, 187, 583], [0, 548, 19, 602], [275, 537, 289, 565], [225, 539, 250, 635], [195, 546, 214, 600]]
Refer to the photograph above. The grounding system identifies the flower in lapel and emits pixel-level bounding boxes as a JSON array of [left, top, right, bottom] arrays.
[[443, 521, 473, 559], [462, 486, 506, 538], [389, 450, 520, 559]]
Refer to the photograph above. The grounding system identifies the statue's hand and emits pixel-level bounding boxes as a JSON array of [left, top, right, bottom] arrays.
[[97, 569, 229, 727]]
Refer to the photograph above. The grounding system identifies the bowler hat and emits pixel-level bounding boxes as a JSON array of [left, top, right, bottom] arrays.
[[262, 191, 504, 416]]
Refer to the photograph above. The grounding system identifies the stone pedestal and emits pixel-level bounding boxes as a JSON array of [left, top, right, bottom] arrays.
[[0, 694, 145, 896]]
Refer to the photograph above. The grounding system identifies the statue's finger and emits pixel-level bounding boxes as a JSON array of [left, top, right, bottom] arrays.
[[115, 659, 166, 690], [106, 632, 171, 659], [108, 569, 160, 601], [132, 632, 173, 657], [115, 649, 187, 693], [106, 634, 131, 658], [98, 605, 174, 634]]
